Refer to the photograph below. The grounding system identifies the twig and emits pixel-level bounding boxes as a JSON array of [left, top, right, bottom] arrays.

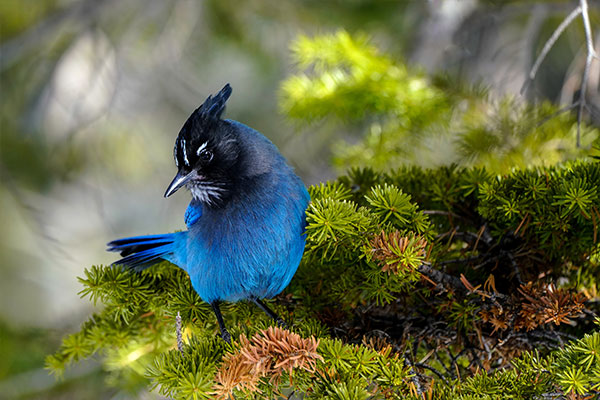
[[467, 344, 485, 371], [176, 311, 183, 355], [418, 263, 468, 293], [506, 252, 523, 285], [404, 353, 424, 395], [434, 349, 456, 379], [521, 5, 582, 95], [522, 0, 598, 147], [480, 223, 494, 246], [535, 101, 580, 128], [436, 255, 483, 266], [527, 329, 578, 346], [436, 230, 492, 247], [415, 362, 450, 386]]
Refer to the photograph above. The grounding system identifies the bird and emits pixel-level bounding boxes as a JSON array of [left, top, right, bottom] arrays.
[[107, 84, 310, 343]]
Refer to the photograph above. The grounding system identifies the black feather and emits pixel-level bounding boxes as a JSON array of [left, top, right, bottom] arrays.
[[200, 83, 232, 121]]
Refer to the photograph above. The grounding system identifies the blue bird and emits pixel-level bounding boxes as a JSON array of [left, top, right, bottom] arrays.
[[107, 84, 310, 342]]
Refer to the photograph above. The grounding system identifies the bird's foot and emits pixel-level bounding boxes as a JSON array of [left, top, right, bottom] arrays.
[[275, 317, 288, 329], [252, 298, 288, 329], [220, 329, 232, 344]]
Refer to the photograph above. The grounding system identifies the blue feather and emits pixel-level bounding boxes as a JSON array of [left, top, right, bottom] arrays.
[[107, 233, 179, 271], [107, 84, 309, 342], [184, 202, 202, 228]]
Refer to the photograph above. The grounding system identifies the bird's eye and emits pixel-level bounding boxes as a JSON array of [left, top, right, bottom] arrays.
[[199, 149, 213, 162]]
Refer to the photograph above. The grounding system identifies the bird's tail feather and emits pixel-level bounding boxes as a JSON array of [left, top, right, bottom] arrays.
[[107, 233, 175, 272]]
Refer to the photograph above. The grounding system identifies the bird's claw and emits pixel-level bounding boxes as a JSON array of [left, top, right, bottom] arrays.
[[275, 318, 288, 329], [220, 329, 232, 344]]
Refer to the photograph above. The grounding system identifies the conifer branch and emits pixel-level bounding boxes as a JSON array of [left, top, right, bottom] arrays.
[[48, 162, 600, 398]]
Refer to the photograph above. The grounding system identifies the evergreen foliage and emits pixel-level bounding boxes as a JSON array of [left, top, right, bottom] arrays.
[[281, 31, 598, 172], [48, 161, 600, 399]]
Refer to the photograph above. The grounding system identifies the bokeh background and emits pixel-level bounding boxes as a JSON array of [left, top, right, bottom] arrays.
[[1, 0, 599, 398]]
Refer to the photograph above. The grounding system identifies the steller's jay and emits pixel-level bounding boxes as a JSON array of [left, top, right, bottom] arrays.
[[107, 84, 310, 342]]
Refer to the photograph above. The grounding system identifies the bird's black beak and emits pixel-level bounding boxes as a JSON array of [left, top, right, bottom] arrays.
[[164, 170, 195, 198]]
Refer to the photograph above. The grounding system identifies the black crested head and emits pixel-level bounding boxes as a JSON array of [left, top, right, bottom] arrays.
[[174, 83, 233, 169], [165, 84, 242, 206]]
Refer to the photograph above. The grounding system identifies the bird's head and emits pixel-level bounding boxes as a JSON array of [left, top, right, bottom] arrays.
[[164, 83, 241, 206]]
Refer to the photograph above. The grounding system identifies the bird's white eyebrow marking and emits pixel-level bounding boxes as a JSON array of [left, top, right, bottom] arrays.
[[196, 141, 208, 156], [181, 139, 190, 166]]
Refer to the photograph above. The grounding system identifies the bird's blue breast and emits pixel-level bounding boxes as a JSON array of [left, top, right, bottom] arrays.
[[178, 169, 309, 303]]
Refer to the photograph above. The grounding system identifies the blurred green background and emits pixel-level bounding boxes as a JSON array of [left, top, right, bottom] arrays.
[[1, 0, 598, 398]]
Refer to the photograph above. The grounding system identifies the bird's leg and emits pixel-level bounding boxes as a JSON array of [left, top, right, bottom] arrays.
[[211, 301, 231, 343], [252, 298, 287, 328]]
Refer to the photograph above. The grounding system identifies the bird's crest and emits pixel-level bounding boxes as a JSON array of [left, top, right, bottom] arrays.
[[173, 84, 233, 170], [198, 83, 232, 122]]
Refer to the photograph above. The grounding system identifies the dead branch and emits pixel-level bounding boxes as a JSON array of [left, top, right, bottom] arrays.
[[577, 0, 597, 146], [522, 0, 598, 147], [522, 5, 582, 93]]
